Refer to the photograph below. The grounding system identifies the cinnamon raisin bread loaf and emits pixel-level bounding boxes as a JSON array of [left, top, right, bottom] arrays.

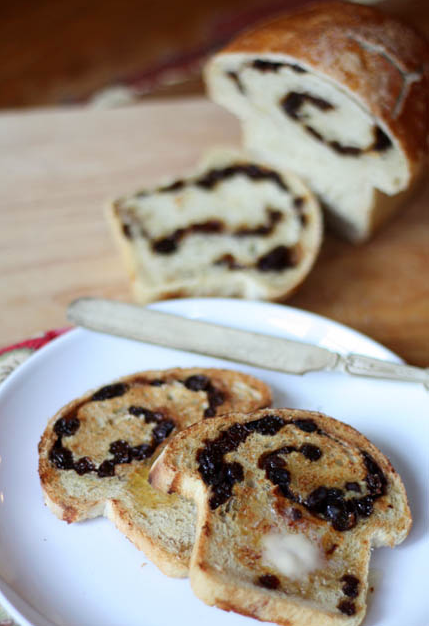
[[108, 149, 322, 302], [150, 408, 411, 626], [38, 368, 271, 577], [205, 1, 428, 242]]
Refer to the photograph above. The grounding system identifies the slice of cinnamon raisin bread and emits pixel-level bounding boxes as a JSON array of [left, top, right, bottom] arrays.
[[205, 1, 428, 242], [38, 368, 271, 577], [150, 408, 411, 625], [107, 149, 322, 303]]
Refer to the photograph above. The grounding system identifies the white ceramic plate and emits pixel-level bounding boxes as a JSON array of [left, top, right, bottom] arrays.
[[0, 299, 427, 626]]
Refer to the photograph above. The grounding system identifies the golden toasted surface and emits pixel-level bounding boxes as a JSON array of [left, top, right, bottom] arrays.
[[150, 408, 411, 625], [38, 368, 271, 576]]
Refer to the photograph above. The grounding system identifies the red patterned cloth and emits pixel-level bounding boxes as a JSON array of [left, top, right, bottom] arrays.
[[0, 328, 71, 385]]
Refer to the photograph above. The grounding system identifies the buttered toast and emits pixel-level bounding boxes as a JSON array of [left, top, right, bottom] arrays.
[[150, 408, 411, 625], [38, 368, 271, 577]]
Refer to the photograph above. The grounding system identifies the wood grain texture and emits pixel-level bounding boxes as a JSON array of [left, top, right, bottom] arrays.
[[0, 98, 428, 365]]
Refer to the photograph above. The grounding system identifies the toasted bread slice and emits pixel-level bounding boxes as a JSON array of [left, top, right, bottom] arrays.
[[38, 368, 271, 577], [150, 408, 411, 625]]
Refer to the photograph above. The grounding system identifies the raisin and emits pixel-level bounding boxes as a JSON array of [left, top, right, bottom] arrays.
[[97, 460, 116, 477], [246, 414, 286, 436], [354, 496, 374, 518], [91, 383, 129, 402], [257, 574, 280, 589], [207, 388, 225, 408], [74, 456, 95, 475], [341, 575, 360, 598], [362, 451, 387, 496], [281, 92, 333, 121], [184, 375, 209, 391], [258, 453, 285, 471], [291, 419, 318, 432], [268, 467, 290, 485], [299, 443, 322, 461], [256, 246, 296, 272], [49, 441, 74, 470], [54, 416, 80, 437], [372, 126, 392, 151], [159, 179, 185, 192], [109, 440, 132, 464], [306, 486, 329, 510], [329, 140, 361, 156], [338, 600, 356, 616], [252, 59, 284, 72], [131, 443, 153, 460], [128, 405, 146, 417], [210, 484, 233, 509], [152, 420, 175, 443], [224, 462, 244, 483], [195, 164, 288, 193], [152, 234, 179, 254]]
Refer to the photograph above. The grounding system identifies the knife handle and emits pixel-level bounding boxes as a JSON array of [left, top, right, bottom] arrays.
[[343, 354, 429, 387]]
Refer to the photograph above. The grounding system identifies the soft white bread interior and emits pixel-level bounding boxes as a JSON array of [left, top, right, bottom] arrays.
[[108, 148, 322, 302], [150, 408, 412, 626], [205, 1, 428, 242], [38, 368, 271, 577]]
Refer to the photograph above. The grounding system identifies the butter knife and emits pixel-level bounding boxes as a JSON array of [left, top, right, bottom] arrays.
[[67, 298, 428, 386]]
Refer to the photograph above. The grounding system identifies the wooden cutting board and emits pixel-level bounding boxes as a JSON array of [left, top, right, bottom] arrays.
[[0, 98, 428, 366]]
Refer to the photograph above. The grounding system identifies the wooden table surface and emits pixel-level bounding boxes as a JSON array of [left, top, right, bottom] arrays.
[[0, 98, 428, 366]]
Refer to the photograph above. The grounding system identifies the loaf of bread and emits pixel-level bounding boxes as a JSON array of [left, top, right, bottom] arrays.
[[108, 149, 322, 302], [38, 368, 271, 577], [150, 408, 411, 626], [205, 1, 428, 242]]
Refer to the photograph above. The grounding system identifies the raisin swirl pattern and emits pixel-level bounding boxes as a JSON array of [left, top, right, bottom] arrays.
[[196, 414, 387, 532], [49, 375, 225, 477]]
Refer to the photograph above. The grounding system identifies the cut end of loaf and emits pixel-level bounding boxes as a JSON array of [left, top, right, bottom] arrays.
[[205, 2, 428, 242], [108, 149, 323, 302]]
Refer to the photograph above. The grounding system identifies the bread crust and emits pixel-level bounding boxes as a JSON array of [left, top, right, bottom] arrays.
[[215, 1, 428, 176], [105, 499, 189, 577], [150, 408, 412, 625], [38, 368, 271, 577]]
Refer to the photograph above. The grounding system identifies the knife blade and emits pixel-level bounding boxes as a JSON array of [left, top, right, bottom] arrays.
[[67, 298, 428, 386]]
